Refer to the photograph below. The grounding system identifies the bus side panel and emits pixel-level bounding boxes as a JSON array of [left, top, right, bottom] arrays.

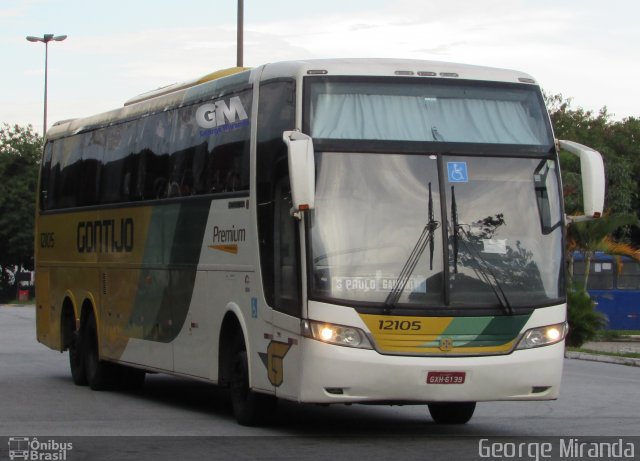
[[101, 201, 219, 371], [36, 211, 101, 351], [34, 269, 55, 349], [172, 269, 259, 381], [101, 267, 142, 360], [171, 269, 215, 378], [270, 310, 303, 401], [171, 198, 269, 386], [115, 198, 213, 371], [591, 290, 640, 330]]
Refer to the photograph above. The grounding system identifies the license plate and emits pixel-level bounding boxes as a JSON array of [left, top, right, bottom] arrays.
[[426, 371, 466, 384]]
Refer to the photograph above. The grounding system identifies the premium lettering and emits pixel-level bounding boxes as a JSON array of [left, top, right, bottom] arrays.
[[212, 225, 246, 244]]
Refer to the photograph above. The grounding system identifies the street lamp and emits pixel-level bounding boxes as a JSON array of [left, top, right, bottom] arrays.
[[237, 0, 243, 67], [26, 34, 67, 136]]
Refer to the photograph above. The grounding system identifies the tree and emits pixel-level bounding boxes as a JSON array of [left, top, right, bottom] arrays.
[[0, 124, 42, 301], [546, 92, 640, 243], [549, 93, 640, 283], [547, 93, 640, 343], [565, 290, 607, 347], [566, 215, 640, 290]]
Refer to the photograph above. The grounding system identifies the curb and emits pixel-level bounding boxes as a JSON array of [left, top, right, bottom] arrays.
[[565, 351, 640, 367]]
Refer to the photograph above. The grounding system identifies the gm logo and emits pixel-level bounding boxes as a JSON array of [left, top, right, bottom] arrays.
[[439, 337, 454, 352], [196, 96, 248, 129]]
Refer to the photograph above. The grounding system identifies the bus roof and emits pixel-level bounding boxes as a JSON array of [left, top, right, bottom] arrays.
[[572, 251, 639, 263], [45, 58, 538, 141], [259, 58, 537, 84]]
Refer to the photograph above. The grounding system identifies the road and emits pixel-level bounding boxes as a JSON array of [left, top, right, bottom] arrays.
[[1, 305, 638, 461]]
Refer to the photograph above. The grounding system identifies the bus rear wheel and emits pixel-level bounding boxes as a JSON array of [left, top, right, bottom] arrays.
[[83, 313, 115, 391], [69, 329, 88, 386], [229, 336, 276, 426], [428, 402, 476, 424]]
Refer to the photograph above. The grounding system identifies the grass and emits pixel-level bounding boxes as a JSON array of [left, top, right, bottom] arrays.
[[595, 330, 640, 340], [2, 298, 35, 306], [568, 347, 640, 360]]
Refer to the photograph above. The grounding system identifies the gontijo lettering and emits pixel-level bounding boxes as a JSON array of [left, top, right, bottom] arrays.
[[77, 218, 134, 253]]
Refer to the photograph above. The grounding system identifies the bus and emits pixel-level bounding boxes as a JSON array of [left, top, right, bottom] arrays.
[[573, 252, 640, 330], [35, 58, 605, 426]]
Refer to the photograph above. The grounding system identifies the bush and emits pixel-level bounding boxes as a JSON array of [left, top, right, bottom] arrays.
[[566, 290, 607, 347]]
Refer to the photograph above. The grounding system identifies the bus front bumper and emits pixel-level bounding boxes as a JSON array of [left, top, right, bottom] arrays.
[[296, 338, 564, 404]]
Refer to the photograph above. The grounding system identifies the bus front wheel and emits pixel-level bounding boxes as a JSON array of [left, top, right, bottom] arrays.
[[229, 337, 276, 426], [428, 402, 476, 424]]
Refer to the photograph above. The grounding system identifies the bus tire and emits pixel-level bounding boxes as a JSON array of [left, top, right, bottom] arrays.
[[229, 336, 276, 426], [83, 313, 115, 391], [69, 329, 88, 386], [428, 402, 476, 424]]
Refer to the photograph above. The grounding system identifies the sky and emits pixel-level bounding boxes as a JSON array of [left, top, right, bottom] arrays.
[[1, 0, 638, 136]]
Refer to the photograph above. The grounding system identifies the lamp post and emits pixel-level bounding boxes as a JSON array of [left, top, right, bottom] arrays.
[[237, 0, 243, 67], [26, 34, 67, 136]]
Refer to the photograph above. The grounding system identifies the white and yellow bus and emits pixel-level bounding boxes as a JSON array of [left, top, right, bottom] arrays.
[[35, 59, 605, 426]]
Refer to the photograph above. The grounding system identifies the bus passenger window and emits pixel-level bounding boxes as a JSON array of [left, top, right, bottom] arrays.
[[573, 260, 614, 290], [78, 129, 105, 206], [56, 135, 83, 209], [101, 122, 136, 204], [39, 142, 53, 210], [135, 113, 172, 200], [168, 106, 199, 197], [618, 261, 640, 289], [202, 90, 251, 194]]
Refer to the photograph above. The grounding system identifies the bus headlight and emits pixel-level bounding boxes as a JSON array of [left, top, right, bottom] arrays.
[[516, 322, 568, 350], [302, 320, 373, 349]]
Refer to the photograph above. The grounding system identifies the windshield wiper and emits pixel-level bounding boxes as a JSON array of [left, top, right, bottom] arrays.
[[451, 185, 460, 272], [384, 182, 439, 311], [450, 186, 514, 315], [431, 126, 444, 141]]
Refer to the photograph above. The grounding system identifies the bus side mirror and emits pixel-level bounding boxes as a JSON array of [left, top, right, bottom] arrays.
[[558, 139, 605, 221], [283, 131, 315, 214]]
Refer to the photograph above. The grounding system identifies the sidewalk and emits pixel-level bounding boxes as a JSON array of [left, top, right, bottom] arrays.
[[565, 338, 640, 367]]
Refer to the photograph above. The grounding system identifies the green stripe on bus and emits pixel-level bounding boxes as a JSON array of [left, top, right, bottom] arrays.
[[439, 314, 531, 348], [129, 198, 212, 342]]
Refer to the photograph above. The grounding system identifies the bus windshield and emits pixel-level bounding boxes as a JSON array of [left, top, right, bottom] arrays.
[[306, 77, 561, 310], [307, 78, 553, 149], [308, 152, 564, 310]]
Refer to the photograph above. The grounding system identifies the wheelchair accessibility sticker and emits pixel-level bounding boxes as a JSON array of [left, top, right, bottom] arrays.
[[447, 162, 469, 183]]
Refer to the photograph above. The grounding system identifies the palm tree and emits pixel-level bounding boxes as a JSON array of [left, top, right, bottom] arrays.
[[565, 214, 639, 345], [566, 213, 640, 290]]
